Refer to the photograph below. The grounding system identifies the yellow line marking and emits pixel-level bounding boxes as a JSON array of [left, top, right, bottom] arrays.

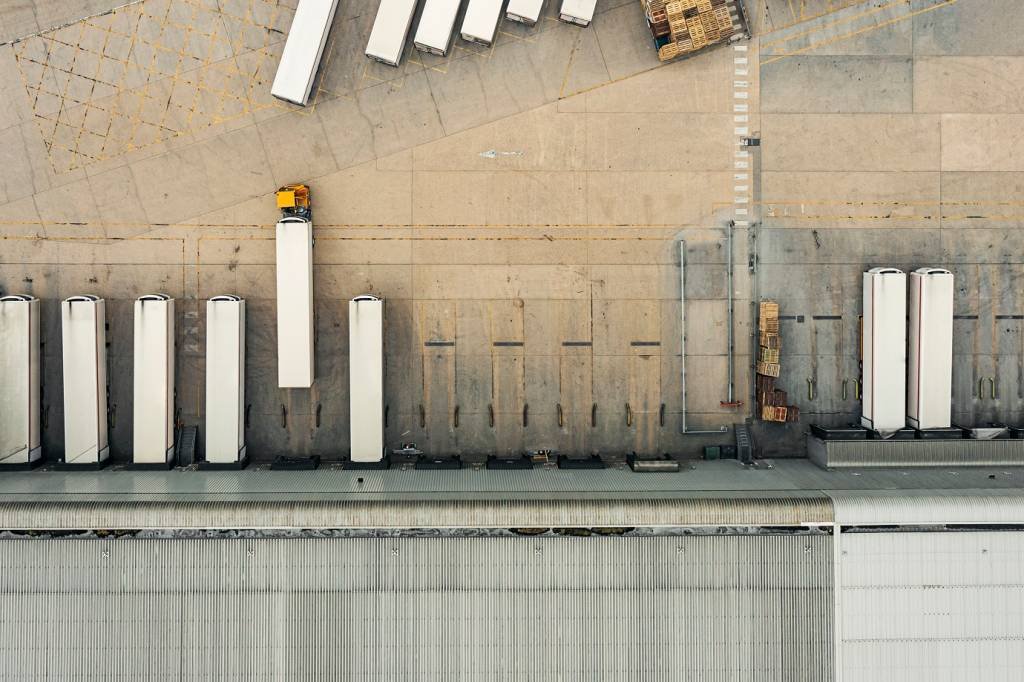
[[761, 0, 906, 49], [762, 0, 958, 65]]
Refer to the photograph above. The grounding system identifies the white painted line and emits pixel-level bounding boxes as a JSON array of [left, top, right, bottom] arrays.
[[734, 81, 748, 88], [735, 161, 749, 169], [735, 208, 748, 216], [735, 150, 749, 157], [735, 69, 749, 76], [734, 103, 748, 112], [735, 185, 749, 193], [734, 57, 748, 64], [734, 44, 747, 51], [735, 91, 749, 99], [734, 220, 749, 227], [735, 196, 749, 204], [734, 173, 748, 180], [734, 115, 748, 123], [734, 127, 749, 135]]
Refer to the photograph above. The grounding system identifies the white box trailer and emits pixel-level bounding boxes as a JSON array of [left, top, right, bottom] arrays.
[[132, 294, 175, 465], [349, 295, 385, 462], [506, 0, 545, 24], [367, 0, 418, 65], [61, 296, 109, 464], [559, 0, 596, 25], [271, 0, 341, 105], [205, 296, 246, 464], [0, 295, 41, 465], [461, 0, 502, 45], [862, 267, 907, 434], [414, 0, 460, 56], [276, 217, 315, 388], [908, 268, 954, 430]]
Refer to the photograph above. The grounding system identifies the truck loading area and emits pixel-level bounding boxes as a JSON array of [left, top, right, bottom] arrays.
[[3, 0, 1024, 678]]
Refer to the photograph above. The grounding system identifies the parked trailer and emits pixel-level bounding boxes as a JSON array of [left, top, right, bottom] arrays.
[[205, 296, 246, 465], [367, 0, 419, 65], [61, 296, 109, 465], [0, 295, 41, 466], [133, 294, 175, 465], [559, 0, 596, 25], [506, 0, 545, 25], [861, 268, 907, 434], [271, 0, 341, 105], [414, 0, 461, 56], [461, 0, 502, 45], [349, 296, 385, 462], [276, 217, 315, 388], [908, 268, 954, 430]]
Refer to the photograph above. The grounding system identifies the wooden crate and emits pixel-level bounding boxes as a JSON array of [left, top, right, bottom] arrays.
[[755, 374, 775, 393], [658, 42, 681, 60], [714, 5, 732, 30], [759, 347, 780, 364], [761, 405, 788, 422], [700, 11, 720, 40], [759, 301, 780, 318], [756, 361, 780, 378], [686, 16, 706, 44], [786, 405, 801, 422], [759, 332, 781, 349], [760, 319, 780, 333], [696, 0, 712, 12]]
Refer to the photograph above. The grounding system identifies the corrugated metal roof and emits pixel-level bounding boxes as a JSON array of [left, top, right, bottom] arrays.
[[838, 531, 1024, 681], [0, 496, 833, 530], [0, 534, 834, 680], [830, 491, 1024, 525]]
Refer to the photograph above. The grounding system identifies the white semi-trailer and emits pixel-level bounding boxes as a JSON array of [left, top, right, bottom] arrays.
[[271, 0, 341, 105], [0, 295, 41, 466], [367, 0, 419, 65], [461, 0, 502, 45], [559, 0, 596, 25], [506, 0, 545, 25], [349, 296, 385, 462], [861, 267, 907, 434], [276, 216, 315, 388], [132, 294, 175, 465], [61, 295, 109, 465], [908, 268, 954, 430], [414, 0, 461, 56], [205, 295, 247, 464]]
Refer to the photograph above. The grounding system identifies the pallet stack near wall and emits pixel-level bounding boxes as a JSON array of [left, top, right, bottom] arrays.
[[756, 301, 799, 423], [642, 0, 741, 61]]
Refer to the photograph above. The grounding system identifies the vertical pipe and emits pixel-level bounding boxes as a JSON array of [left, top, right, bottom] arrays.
[[727, 221, 735, 403]]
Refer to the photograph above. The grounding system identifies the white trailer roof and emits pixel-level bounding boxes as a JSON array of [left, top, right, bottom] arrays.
[[271, 0, 340, 105], [414, 0, 461, 52], [506, 0, 545, 22], [461, 0, 502, 43], [366, 0, 419, 65], [560, 0, 596, 22]]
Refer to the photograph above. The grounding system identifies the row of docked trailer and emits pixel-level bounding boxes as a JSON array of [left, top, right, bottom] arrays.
[[0, 292, 385, 466], [271, 0, 598, 103], [368, 0, 597, 64], [861, 267, 954, 435]]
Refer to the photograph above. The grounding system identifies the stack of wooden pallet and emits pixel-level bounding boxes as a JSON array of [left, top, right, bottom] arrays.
[[642, 0, 738, 62], [756, 301, 800, 423]]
